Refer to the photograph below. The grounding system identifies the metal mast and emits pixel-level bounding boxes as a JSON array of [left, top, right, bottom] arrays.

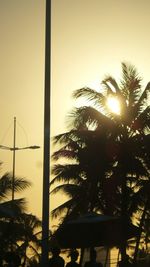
[[41, 0, 51, 266]]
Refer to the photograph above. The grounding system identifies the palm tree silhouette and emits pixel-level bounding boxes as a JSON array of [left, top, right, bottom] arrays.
[[16, 213, 41, 266], [0, 172, 30, 258], [0, 172, 41, 264], [51, 129, 114, 219], [51, 63, 150, 261]]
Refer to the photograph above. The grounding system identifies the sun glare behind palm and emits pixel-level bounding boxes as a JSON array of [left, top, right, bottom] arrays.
[[107, 96, 121, 115]]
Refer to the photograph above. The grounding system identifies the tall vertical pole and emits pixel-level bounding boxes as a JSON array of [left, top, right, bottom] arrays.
[[12, 116, 16, 201], [41, 0, 50, 267]]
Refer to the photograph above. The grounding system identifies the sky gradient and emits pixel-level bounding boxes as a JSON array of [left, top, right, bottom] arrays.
[[1, 0, 150, 220]]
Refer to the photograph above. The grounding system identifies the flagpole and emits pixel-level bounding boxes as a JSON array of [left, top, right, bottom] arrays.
[[41, 0, 51, 266]]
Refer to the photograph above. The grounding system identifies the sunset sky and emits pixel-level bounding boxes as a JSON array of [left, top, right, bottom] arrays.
[[0, 0, 150, 221]]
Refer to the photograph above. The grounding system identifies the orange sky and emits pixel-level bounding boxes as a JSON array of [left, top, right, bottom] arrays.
[[1, 0, 150, 221]]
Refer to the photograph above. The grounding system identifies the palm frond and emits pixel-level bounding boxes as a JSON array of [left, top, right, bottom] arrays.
[[0, 173, 12, 199], [51, 199, 73, 219], [13, 177, 31, 192], [67, 106, 116, 131], [18, 213, 41, 229], [50, 164, 82, 186], [102, 76, 120, 94], [121, 62, 141, 99], [0, 174, 31, 201], [52, 148, 77, 161], [52, 131, 77, 145], [133, 106, 150, 132], [72, 87, 106, 109], [0, 198, 27, 218], [50, 183, 79, 198], [137, 82, 150, 108]]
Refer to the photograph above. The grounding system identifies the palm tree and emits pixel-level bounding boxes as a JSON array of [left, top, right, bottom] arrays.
[[51, 129, 115, 219], [0, 172, 30, 259], [15, 213, 41, 266], [0, 173, 42, 266], [51, 63, 150, 261], [0, 172, 30, 215]]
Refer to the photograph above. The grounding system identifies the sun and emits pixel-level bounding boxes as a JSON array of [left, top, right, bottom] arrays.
[[106, 96, 121, 115]]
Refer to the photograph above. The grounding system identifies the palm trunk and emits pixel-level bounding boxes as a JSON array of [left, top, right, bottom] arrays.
[[120, 173, 127, 261], [22, 247, 27, 267], [133, 199, 149, 264], [79, 248, 85, 266], [117, 249, 120, 267]]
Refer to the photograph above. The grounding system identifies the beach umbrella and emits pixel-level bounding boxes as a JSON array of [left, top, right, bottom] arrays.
[[53, 213, 139, 248]]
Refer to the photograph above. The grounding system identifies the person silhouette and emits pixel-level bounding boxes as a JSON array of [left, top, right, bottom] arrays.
[[66, 249, 80, 267], [49, 247, 65, 267], [84, 248, 103, 267]]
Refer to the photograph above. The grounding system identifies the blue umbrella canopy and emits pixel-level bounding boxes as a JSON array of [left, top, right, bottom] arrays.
[[54, 213, 139, 248]]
